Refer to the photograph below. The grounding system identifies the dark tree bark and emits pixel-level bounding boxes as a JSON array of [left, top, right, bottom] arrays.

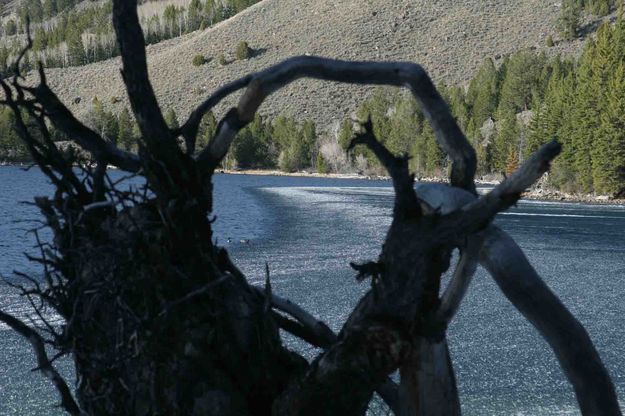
[[0, 4, 620, 416]]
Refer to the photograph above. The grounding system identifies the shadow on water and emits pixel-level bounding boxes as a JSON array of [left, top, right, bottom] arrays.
[[1, 169, 624, 415]]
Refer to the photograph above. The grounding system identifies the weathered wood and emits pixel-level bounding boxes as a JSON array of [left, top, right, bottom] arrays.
[[481, 227, 622, 416], [416, 183, 622, 416], [398, 338, 460, 416]]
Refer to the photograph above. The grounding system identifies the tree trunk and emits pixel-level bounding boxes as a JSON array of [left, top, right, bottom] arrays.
[[398, 337, 461, 416]]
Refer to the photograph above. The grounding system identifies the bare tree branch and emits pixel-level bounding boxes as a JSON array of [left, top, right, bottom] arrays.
[[177, 76, 253, 153], [192, 56, 477, 190], [436, 140, 562, 243], [414, 182, 621, 416], [0, 26, 141, 174], [22, 67, 141, 172], [111, 0, 172, 150], [480, 227, 622, 416], [0, 311, 81, 415], [436, 238, 481, 324], [252, 286, 336, 348], [350, 118, 421, 218], [0, 79, 89, 200]]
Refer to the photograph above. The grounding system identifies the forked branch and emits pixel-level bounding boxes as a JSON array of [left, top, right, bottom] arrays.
[[415, 182, 622, 416], [349, 118, 421, 218], [436, 140, 562, 243], [22, 67, 141, 173]]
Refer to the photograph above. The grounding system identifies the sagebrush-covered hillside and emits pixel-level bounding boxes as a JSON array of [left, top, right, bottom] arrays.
[[32, 0, 606, 133]]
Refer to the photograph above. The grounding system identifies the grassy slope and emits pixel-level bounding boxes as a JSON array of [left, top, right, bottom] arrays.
[[30, 0, 604, 134]]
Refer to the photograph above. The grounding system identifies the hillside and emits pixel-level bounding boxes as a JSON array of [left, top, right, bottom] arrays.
[[29, 0, 608, 134]]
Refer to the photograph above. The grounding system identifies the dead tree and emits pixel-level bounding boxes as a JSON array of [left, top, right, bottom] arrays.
[[0, 2, 621, 415]]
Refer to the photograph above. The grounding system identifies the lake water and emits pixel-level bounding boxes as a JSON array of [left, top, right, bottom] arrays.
[[0, 166, 624, 415]]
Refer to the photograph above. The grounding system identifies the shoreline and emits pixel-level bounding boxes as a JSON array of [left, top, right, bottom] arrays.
[[217, 169, 625, 206], [2, 164, 622, 206]]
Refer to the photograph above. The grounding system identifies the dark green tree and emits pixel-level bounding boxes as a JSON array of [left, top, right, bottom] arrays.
[[466, 58, 500, 142], [164, 108, 180, 130], [592, 62, 625, 195], [117, 107, 134, 151], [559, 0, 581, 40]]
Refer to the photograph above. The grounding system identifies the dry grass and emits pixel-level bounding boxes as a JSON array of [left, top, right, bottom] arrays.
[[138, 0, 195, 20], [33, 0, 615, 135]]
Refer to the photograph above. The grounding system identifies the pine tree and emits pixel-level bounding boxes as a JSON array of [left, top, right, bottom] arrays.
[[117, 107, 134, 151], [559, 0, 581, 40], [549, 73, 579, 191], [386, 94, 420, 156], [526, 63, 568, 159], [316, 152, 329, 174], [466, 58, 499, 141], [66, 26, 85, 66], [496, 51, 546, 118], [423, 124, 443, 175], [570, 42, 598, 192], [198, 111, 217, 150], [592, 62, 625, 195], [337, 118, 354, 150], [441, 84, 469, 132], [492, 116, 519, 173], [301, 119, 317, 168]]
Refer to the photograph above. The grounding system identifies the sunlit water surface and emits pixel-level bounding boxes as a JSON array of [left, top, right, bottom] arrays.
[[0, 167, 624, 415]]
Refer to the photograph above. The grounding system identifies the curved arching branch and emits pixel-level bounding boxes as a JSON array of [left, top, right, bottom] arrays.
[[480, 227, 622, 416], [177, 75, 254, 153], [191, 56, 477, 192]]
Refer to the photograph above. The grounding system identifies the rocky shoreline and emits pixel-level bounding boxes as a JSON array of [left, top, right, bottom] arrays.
[[2, 164, 621, 205], [218, 169, 625, 206], [521, 188, 625, 205]]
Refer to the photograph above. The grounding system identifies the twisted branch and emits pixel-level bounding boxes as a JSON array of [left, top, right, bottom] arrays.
[[190, 56, 477, 191]]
